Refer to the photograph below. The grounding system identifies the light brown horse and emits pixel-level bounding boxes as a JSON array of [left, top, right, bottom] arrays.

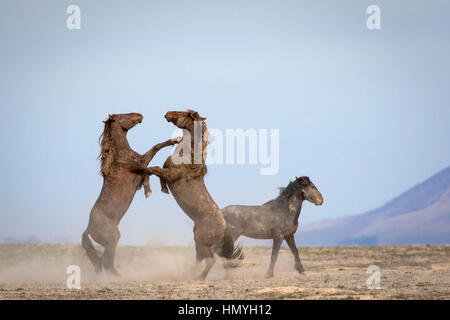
[[141, 110, 243, 280], [82, 113, 180, 276]]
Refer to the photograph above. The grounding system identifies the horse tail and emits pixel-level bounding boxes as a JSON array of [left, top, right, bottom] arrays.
[[82, 229, 102, 272], [216, 225, 244, 268]]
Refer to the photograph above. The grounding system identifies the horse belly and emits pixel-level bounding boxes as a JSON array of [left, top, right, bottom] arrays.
[[243, 229, 274, 240], [92, 174, 139, 224], [194, 215, 226, 246], [223, 206, 274, 239], [168, 179, 226, 244], [168, 180, 220, 220]]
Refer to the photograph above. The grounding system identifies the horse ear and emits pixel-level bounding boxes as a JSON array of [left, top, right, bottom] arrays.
[[188, 110, 206, 121], [295, 176, 299, 180], [104, 114, 115, 123]]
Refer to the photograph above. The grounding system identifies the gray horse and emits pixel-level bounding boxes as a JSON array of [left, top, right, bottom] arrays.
[[220, 176, 323, 277]]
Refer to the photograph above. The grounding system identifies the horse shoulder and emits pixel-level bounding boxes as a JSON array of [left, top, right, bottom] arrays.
[[163, 156, 172, 168]]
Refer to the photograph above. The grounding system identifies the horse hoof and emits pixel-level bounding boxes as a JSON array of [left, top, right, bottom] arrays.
[[145, 190, 152, 198], [105, 268, 121, 278], [173, 136, 183, 143], [296, 265, 305, 273], [266, 272, 274, 279], [110, 272, 121, 279], [94, 266, 103, 274], [194, 274, 206, 281], [161, 188, 169, 194]]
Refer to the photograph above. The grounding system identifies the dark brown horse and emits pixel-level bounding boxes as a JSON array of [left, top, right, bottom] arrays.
[[82, 113, 180, 276], [141, 110, 243, 280], [220, 176, 323, 278]]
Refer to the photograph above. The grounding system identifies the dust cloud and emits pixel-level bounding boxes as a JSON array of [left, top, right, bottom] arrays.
[[0, 243, 266, 285], [1, 244, 449, 299]]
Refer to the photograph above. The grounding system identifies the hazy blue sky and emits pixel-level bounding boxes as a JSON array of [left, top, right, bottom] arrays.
[[1, 0, 449, 245]]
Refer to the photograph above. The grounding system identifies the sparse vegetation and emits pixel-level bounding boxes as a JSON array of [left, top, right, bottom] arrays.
[[0, 244, 448, 299]]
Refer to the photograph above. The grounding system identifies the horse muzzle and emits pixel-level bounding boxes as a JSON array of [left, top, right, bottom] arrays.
[[315, 195, 324, 206], [165, 112, 177, 123]]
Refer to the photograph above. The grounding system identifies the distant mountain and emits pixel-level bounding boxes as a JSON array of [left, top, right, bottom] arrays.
[[298, 166, 450, 246], [2, 235, 42, 244]]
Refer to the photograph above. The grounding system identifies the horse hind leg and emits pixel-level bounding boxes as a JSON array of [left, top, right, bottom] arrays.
[[194, 240, 216, 280], [100, 228, 121, 277], [82, 230, 102, 273], [267, 236, 283, 278]]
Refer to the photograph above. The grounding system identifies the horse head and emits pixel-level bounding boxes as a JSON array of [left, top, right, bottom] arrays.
[[165, 109, 210, 162], [165, 109, 206, 130], [99, 113, 143, 176], [295, 176, 323, 206], [105, 113, 143, 131]]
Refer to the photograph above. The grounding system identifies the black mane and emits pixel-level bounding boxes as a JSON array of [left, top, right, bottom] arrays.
[[263, 176, 310, 207]]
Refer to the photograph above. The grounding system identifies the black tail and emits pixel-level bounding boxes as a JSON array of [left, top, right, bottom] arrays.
[[82, 229, 102, 273], [216, 226, 244, 267]]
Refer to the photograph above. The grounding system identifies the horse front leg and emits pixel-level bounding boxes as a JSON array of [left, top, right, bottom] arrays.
[[143, 174, 151, 198], [267, 236, 283, 278], [285, 234, 304, 273], [144, 166, 182, 193], [143, 137, 182, 165], [143, 166, 170, 180], [160, 177, 169, 194]]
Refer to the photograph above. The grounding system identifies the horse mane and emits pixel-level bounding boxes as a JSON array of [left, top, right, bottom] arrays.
[[186, 109, 210, 149], [201, 121, 210, 151], [183, 109, 210, 164], [277, 180, 298, 201], [182, 119, 209, 179], [263, 177, 309, 206], [98, 119, 115, 177]]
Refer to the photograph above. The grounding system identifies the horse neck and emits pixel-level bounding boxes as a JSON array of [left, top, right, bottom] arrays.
[[279, 193, 304, 221], [184, 125, 207, 165], [291, 195, 304, 220], [110, 121, 131, 151]]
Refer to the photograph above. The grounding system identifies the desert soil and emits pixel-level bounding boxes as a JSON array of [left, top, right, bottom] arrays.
[[0, 244, 448, 299]]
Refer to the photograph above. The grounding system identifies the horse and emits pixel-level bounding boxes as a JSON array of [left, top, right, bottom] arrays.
[[141, 110, 243, 280], [220, 176, 323, 278], [82, 113, 181, 276]]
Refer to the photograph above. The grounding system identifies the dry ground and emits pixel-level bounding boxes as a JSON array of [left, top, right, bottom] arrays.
[[0, 244, 448, 299]]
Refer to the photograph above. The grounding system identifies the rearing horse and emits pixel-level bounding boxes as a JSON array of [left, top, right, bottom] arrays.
[[82, 113, 180, 276], [142, 110, 243, 280]]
